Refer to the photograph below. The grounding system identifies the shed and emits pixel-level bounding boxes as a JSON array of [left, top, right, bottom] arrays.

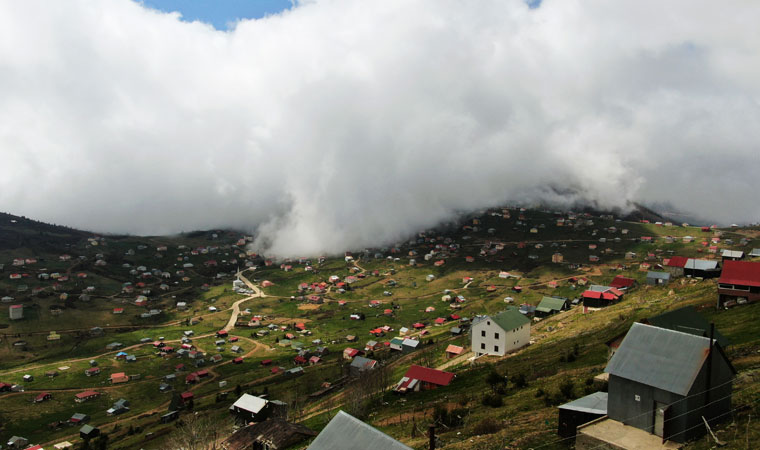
[[604, 323, 735, 443], [558, 391, 608, 438], [645, 271, 671, 286], [535, 296, 569, 317]]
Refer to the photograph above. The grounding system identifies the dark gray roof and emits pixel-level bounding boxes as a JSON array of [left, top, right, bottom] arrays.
[[646, 271, 671, 280], [307, 410, 412, 450], [559, 391, 608, 414], [605, 323, 717, 396]]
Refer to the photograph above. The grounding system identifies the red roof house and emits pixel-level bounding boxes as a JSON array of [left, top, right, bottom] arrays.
[[395, 365, 455, 393], [75, 390, 101, 402], [718, 260, 760, 304]]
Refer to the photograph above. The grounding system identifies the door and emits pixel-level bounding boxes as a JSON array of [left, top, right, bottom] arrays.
[[654, 402, 667, 437]]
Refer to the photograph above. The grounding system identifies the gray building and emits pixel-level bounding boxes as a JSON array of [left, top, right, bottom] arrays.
[[645, 271, 671, 286], [604, 323, 735, 443], [308, 410, 412, 450], [558, 392, 607, 438]]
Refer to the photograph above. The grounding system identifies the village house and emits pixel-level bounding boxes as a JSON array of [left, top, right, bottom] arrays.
[[579, 323, 736, 445], [535, 296, 569, 318], [557, 391, 608, 439], [471, 308, 530, 357], [74, 390, 101, 403], [222, 419, 317, 450], [229, 394, 288, 424], [717, 260, 760, 306], [581, 286, 623, 308], [8, 304, 23, 320], [307, 410, 412, 450], [349, 356, 378, 377], [106, 398, 130, 415], [394, 365, 454, 394], [79, 424, 100, 440], [608, 275, 636, 290], [645, 271, 671, 286], [721, 249, 744, 261], [445, 344, 464, 359]]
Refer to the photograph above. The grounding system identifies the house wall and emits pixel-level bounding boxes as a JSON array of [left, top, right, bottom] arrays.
[[607, 375, 687, 441], [717, 286, 760, 304], [558, 409, 605, 438], [471, 317, 529, 357]]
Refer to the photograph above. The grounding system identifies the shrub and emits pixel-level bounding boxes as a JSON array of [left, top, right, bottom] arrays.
[[559, 380, 575, 399], [511, 373, 527, 388], [481, 393, 503, 407], [534, 388, 545, 397], [472, 418, 501, 435]]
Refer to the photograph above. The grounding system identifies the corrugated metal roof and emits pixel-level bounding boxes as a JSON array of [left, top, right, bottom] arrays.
[[230, 394, 267, 414], [559, 391, 608, 414], [719, 260, 760, 287], [537, 296, 567, 312], [685, 258, 719, 271], [604, 323, 713, 396], [307, 410, 412, 450], [721, 250, 744, 258], [490, 308, 530, 332], [646, 271, 670, 280]]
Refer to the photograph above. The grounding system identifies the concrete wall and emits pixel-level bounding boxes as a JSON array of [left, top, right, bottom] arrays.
[[471, 318, 529, 357]]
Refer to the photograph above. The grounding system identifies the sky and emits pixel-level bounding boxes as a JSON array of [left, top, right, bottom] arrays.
[[140, 0, 293, 30], [1, 0, 759, 257]]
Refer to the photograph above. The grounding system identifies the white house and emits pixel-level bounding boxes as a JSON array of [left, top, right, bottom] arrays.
[[471, 308, 530, 357]]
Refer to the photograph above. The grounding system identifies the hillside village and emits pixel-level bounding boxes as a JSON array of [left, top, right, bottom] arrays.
[[0, 208, 759, 449]]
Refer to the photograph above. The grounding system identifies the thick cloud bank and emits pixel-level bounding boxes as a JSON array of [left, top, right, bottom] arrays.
[[1, 0, 759, 256]]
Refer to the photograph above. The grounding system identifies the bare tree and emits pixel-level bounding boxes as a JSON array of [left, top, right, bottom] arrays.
[[164, 413, 230, 450]]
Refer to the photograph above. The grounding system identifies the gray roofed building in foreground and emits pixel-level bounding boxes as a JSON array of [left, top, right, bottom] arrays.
[[605, 323, 718, 396], [307, 410, 412, 450], [559, 391, 608, 414]]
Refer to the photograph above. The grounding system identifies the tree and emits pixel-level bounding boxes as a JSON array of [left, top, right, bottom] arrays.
[[165, 413, 230, 450]]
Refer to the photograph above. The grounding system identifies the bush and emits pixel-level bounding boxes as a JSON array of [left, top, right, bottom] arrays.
[[481, 393, 503, 408], [534, 388, 545, 397], [472, 418, 501, 435], [559, 380, 575, 399], [433, 405, 466, 428], [511, 373, 527, 388]]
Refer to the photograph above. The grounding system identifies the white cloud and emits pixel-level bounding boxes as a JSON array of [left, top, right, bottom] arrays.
[[0, 0, 758, 256]]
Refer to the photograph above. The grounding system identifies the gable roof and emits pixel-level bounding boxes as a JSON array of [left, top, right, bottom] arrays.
[[721, 249, 744, 259], [308, 410, 411, 450], [665, 256, 689, 268], [646, 271, 670, 280], [402, 365, 454, 386], [230, 394, 267, 414], [609, 276, 636, 288], [646, 306, 730, 348], [604, 323, 733, 396], [489, 308, 530, 332], [224, 419, 317, 450], [558, 391, 608, 415], [719, 260, 760, 287], [350, 356, 377, 370], [536, 296, 567, 313], [685, 258, 719, 271]]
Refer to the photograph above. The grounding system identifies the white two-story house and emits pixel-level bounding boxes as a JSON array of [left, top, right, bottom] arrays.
[[471, 308, 530, 357]]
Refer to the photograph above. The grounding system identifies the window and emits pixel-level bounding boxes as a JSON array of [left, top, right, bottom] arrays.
[[487, 321, 491, 326], [481, 330, 486, 337], [494, 345, 499, 352], [481, 343, 485, 350], [494, 332, 500, 339]]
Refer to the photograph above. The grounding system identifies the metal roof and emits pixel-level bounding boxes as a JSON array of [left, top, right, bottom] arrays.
[[749, 248, 760, 257], [646, 271, 670, 280], [604, 323, 716, 396], [685, 258, 719, 271], [721, 250, 744, 258], [559, 391, 608, 414], [489, 308, 530, 332], [537, 296, 567, 312], [307, 410, 412, 450], [230, 394, 267, 414]]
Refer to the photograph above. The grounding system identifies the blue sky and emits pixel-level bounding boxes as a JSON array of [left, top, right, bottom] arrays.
[[140, 0, 293, 30]]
